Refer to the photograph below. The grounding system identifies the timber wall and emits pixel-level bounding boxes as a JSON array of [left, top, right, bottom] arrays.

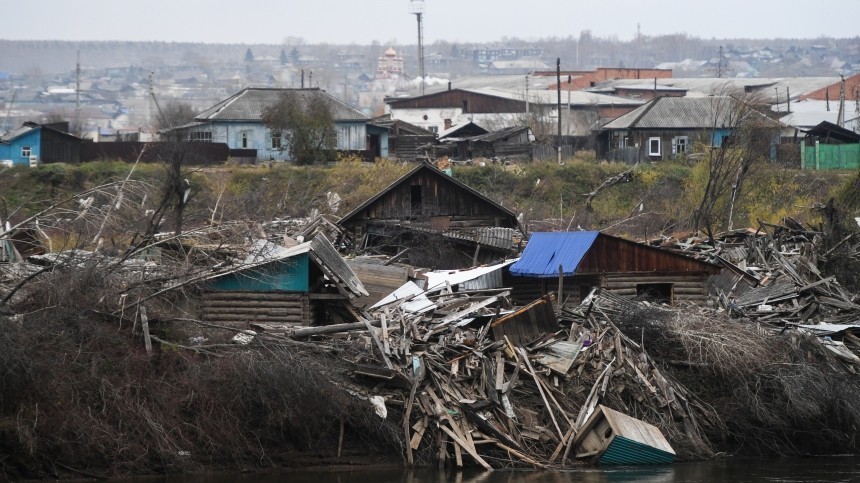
[[199, 291, 314, 326]]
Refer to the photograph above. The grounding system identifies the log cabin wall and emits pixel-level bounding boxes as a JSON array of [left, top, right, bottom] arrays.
[[601, 272, 709, 304], [199, 291, 314, 326]]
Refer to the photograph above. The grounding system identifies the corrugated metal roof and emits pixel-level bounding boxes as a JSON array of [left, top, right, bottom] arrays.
[[603, 96, 771, 130], [195, 87, 367, 122], [509, 231, 599, 278], [600, 436, 676, 465]]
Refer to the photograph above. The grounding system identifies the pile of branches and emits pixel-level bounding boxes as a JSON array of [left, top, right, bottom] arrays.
[[612, 298, 860, 456], [0, 262, 401, 480]]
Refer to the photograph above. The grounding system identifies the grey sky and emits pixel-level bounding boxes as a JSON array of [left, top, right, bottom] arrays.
[[4, 0, 858, 45]]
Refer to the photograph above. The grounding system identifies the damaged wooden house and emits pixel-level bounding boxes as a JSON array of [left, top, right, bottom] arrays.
[[506, 231, 721, 306], [197, 236, 368, 327], [338, 162, 521, 270]]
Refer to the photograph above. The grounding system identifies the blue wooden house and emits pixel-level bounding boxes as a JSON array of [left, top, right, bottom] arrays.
[[0, 122, 81, 166], [171, 87, 373, 162], [199, 236, 368, 326]]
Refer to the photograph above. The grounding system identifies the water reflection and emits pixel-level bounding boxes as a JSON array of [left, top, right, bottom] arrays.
[[137, 456, 860, 483]]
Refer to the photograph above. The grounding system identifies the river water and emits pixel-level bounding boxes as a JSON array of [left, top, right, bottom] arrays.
[[138, 456, 860, 483]]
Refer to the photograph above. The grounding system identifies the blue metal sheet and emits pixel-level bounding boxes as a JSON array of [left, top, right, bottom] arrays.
[[599, 436, 676, 465], [509, 231, 599, 278]]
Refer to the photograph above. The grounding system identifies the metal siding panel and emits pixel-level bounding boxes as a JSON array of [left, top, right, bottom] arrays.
[[599, 436, 675, 465]]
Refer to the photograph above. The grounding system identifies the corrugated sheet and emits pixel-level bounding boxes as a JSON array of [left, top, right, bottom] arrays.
[[603, 97, 746, 130], [600, 436, 675, 465], [509, 231, 599, 278], [196, 87, 367, 122]]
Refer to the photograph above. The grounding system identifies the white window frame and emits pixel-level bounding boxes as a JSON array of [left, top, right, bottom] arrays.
[[672, 136, 689, 155], [648, 137, 661, 156], [189, 131, 212, 142], [21, 146, 31, 157], [268, 130, 282, 149], [238, 130, 253, 149]]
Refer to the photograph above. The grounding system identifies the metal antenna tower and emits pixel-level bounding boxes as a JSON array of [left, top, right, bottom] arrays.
[[409, 0, 426, 95]]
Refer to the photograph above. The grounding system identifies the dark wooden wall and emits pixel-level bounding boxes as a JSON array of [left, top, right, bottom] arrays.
[[351, 170, 517, 228], [388, 90, 525, 114], [41, 129, 80, 164]]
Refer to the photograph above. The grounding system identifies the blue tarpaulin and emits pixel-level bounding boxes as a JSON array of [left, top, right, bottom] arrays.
[[509, 231, 600, 278]]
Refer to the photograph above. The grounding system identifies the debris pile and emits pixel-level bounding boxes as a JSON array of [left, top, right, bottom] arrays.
[[282, 279, 718, 469]]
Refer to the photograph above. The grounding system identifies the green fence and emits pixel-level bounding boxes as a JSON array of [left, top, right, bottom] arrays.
[[801, 141, 860, 170]]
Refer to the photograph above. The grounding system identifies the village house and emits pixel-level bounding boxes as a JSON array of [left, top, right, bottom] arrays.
[[367, 115, 436, 161], [505, 231, 720, 306], [386, 85, 643, 139], [198, 236, 368, 327], [0, 121, 81, 166], [338, 162, 520, 270], [597, 96, 782, 163], [170, 87, 373, 162]]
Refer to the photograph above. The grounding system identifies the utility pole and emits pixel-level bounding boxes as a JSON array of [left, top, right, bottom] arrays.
[[716, 46, 727, 79], [75, 49, 81, 133], [409, 0, 426, 96], [301, 69, 305, 89], [525, 74, 529, 116], [556, 58, 562, 165], [837, 74, 846, 128]]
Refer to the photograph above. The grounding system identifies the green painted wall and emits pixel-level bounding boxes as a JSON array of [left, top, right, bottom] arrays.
[[802, 141, 860, 170], [208, 254, 309, 291]]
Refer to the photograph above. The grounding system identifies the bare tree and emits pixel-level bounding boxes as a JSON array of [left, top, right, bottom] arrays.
[[691, 92, 780, 241], [262, 90, 337, 165]]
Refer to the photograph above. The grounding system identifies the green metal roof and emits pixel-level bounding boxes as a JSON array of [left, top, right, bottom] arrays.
[[599, 436, 676, 465]]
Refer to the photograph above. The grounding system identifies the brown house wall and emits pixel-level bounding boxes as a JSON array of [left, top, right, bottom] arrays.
[[576, 235, 718, 274], [799, 73, 860, 101], [388, 90, 525, 113]]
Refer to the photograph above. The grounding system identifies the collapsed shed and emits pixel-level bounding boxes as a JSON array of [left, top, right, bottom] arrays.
[[506, 231, 721, 306], [199, 236, 367, 327]]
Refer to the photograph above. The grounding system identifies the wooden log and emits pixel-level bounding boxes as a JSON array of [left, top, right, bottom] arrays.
[[291, 319, 382, 337]]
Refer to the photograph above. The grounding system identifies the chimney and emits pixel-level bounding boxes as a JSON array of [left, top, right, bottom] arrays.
[[444, 118, 452, 130], [448, 81, 452, 91]]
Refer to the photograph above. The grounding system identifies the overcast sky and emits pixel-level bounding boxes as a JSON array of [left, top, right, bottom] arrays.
[[4, 0, 858, 45]]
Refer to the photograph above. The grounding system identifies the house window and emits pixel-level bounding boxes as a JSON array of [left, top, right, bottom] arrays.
[[636, 283, 673, 304], [270, 131, 282, 149], [648, 137, 661, 156], [672, 136, 689, 155], [240, 132, 250, 148], [21, 146, 31, 157], [428, 126, 439, 134], [621, 136, 629, 148], [189, 131, 212, 142]]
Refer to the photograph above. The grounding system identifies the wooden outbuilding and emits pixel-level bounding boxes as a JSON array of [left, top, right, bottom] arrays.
[[572, 405, 676, 465], [199, 236, 367, 327], [338, 162, 520, 269], [506, 231, 720, 306]]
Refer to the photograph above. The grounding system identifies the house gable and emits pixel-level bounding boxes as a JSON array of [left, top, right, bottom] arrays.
[[339, 162, 518, 230]]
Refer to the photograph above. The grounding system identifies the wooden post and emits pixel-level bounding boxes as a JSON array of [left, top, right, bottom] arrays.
[[140, 305, 152, 354], [557, 264, 564, 309]]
